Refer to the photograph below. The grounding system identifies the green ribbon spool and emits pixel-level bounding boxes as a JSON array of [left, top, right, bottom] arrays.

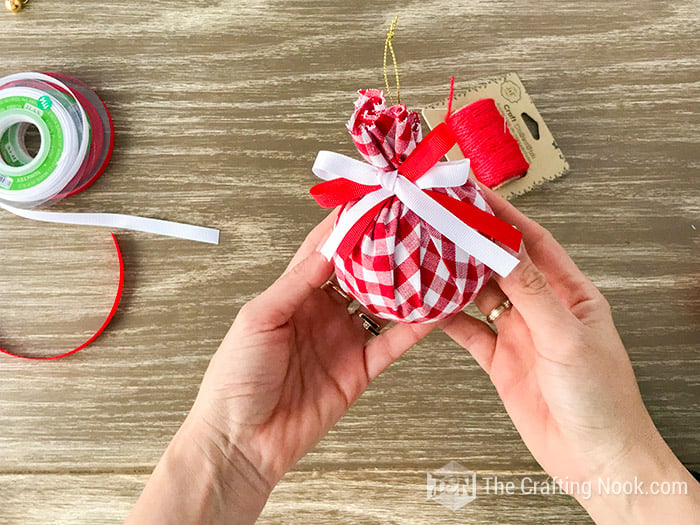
[[0, 93, 66, 191]]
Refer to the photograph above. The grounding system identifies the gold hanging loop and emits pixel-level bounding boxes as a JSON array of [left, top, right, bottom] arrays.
[[383, 15, 401, 105]]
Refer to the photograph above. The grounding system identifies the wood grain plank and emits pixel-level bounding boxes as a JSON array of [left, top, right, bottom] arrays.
[[0, 0, 697, 522]]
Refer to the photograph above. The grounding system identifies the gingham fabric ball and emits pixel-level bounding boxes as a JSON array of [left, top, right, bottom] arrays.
[[331, 90, 493, 323]]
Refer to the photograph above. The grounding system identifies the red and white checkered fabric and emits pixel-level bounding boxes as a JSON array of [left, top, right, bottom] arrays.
[[333, 90, 493, 323], [347, 89, 422, 169]]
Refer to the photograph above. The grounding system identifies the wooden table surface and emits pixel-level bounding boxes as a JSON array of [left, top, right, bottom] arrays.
[[1, 1, 698, 523]]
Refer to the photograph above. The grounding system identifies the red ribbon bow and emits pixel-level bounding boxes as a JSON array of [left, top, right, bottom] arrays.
[[310, 119, 522, 262]]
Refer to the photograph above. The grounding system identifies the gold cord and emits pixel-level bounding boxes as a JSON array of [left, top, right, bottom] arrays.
[[383, 15, 401, 105]]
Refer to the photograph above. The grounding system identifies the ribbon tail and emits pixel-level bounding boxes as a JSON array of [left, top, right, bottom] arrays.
[[425, 190, 522, 252], [394, 177, 519, 277], [310, 178, 379, 208], [320, 189, 392, 260], [0, 203, 220, 245]]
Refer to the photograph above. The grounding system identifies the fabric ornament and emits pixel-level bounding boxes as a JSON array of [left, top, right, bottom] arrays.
[[310, 88, 522, 323]]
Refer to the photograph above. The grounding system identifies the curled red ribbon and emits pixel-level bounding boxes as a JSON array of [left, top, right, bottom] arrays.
[[310, 120, 522, 261], [0, 233, 124, 361]]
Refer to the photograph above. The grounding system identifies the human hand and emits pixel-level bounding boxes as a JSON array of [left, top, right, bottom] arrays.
[[440, 187, 700, 523], [190, 211, 434, 492], [127, 213, 436, 525]]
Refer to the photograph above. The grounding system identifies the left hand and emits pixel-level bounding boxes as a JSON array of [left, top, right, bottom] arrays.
[[191, 211, 435, 490]]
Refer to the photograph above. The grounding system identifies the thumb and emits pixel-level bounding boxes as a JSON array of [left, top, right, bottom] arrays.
[[240, 251, 333, 331], [496, 245, 577, 340]]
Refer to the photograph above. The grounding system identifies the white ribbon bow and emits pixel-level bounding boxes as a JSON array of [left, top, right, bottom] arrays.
[[312, 150, 519, 277]]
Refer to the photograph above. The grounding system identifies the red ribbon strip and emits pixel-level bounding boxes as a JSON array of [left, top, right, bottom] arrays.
[[0, 233, 124, 361], [310, 119, 522, 260], [48, 73, 115, 198]]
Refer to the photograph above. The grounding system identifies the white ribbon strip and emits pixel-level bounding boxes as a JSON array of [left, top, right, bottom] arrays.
[[0, 202, 220, 244], [0, 72, 220, 245], [312, 151, 519, 277]]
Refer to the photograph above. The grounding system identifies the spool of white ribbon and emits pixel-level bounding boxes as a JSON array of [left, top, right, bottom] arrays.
[[0, 72, 219, 244]]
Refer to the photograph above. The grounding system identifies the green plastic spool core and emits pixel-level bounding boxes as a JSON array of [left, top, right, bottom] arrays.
[[0, 95, 64, 191]]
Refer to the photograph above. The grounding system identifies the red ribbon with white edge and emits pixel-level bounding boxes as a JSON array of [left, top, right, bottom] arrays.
[[310, 122, 522, 277]]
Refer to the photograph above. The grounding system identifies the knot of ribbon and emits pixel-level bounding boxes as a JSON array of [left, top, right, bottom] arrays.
[[378, 169, 399, 193], [310, 121, 522, 277]]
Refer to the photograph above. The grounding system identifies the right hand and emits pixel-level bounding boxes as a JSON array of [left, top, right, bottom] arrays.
[[440, 186, 700, 523]]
